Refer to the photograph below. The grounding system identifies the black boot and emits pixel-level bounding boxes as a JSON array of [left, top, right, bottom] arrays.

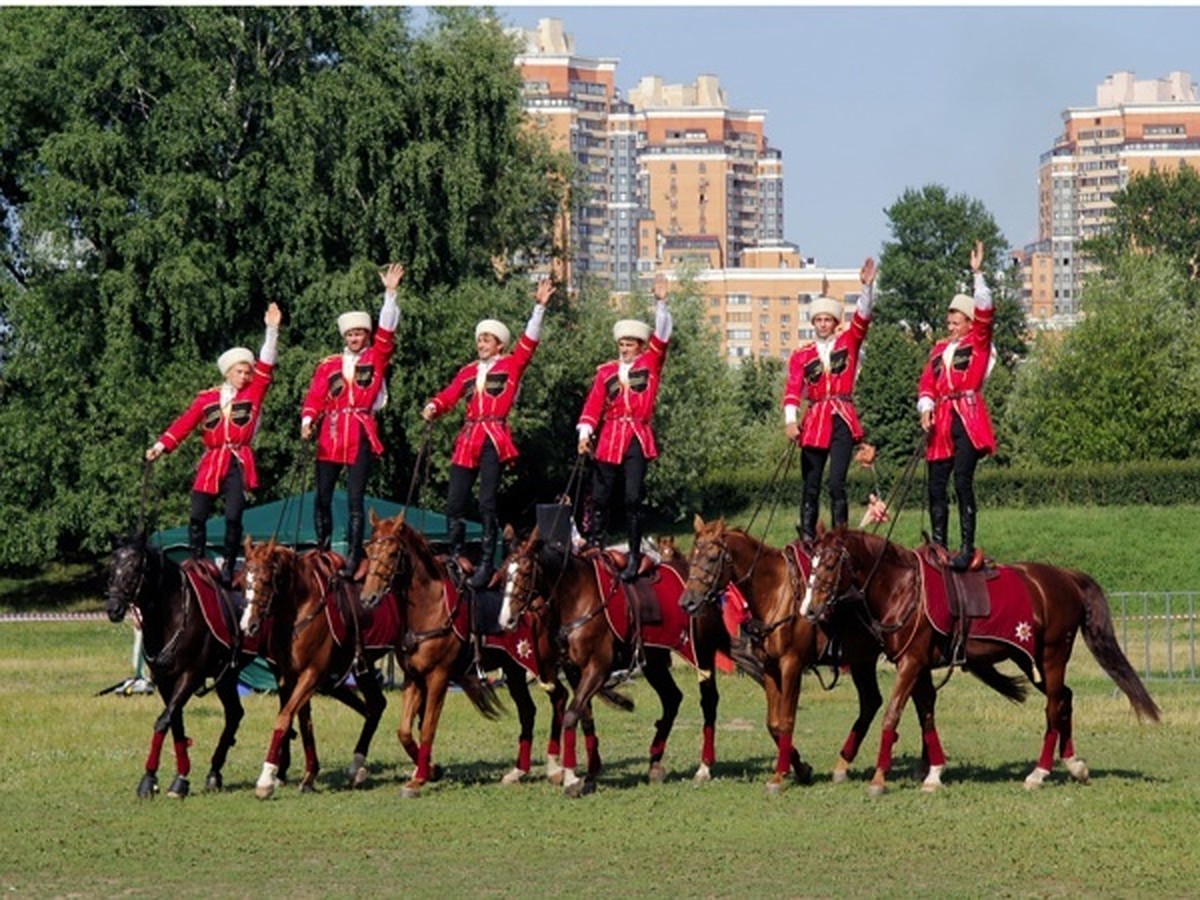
[[831, 495, 849, 531], [950, 504, 976, 571], [798, 498, 819, 544], [468, 516, 498, 590], [446, 517, 466, 561], [585, 505, 607, 551], [314, 505, 332, 553], [188, 519, 208, 561], [341, 510, 364, 579], [220, 522, 242, 589], [929, 501, 949, 551], [620, 512, 643, 583]]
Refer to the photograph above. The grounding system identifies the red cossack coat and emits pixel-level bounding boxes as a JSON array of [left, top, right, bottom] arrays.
[[782, 311, 870, 449], [426, 333, 539, 468], [918, 306, 997, 461], [301, 327, 396, 465], [578, 334, 668, 465], [159, 361, 274, 494]]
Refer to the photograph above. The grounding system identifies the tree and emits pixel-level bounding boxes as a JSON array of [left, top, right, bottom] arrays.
[[877, 184, 1026, 364], [854, 321, 926, 471], [0, 8, 568, 567], [1081, 165, 1200, 306], [1003, 254, 1200, 466]]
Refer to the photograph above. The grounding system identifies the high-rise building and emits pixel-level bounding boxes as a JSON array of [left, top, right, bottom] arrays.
[[1029, 70, 1200, 328]]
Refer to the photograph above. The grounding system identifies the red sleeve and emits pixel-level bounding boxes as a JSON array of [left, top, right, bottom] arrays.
[[509, 334, 538, 380], [428, 364, 472, 416], [160, 394, 206, 452], [647, 334, 668, 376], [578, 367, 608, 430], [373, 324, 397, 367], [783, 351, 805, 408], [301, 358, 332, 421], [917, 348, 938, 401], [845, 310, 870, 353], [247, 361, 274, 405]]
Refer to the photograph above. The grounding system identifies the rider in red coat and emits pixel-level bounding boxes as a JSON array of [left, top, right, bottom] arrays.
[[147, 303, 282, 586], [423, 277, 555, 587], [301, 263, 403, 577], [784, 257, 877, 541], [917, 240, 997, 570], [577, 274, 672, 581]]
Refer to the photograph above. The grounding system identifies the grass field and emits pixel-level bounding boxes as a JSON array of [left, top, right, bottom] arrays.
[[1, 621, 1198, 897]]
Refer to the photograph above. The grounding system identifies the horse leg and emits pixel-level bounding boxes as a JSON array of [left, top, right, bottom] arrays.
[[580, 699, 602, 783], [762, 657, 811, 795], [1056, 686, 1088, 783], [142, 673, 198, 800], [204, 673, 245, 792], [561, 663, 608, 798], [1026, 644, 1082, 788], [137, 676, 175, 798], [869, 656, 924, 798], [693, 667, 719, 784], [333, 676, 386, 789], [296, 699, 319, 793], [833, 657, 883, 784], [257, 667, 322, 799], [542, 678, 568, 785], [501, 663, 536, 785], [911, 669, 948, 793], [642, 649, 683, 785], [401, 669, 451, 798]]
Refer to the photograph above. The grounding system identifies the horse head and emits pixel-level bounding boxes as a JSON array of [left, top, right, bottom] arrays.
[[361, 509, 411, 607], [680, 514, 732, 616], [106, 535, 150, 623], [800, 526, 856, 623], [498, 526, 544, 632], [240, 536, 292, 636]]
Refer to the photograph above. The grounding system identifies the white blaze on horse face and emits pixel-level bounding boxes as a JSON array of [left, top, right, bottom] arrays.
[[498, 560, 520, 631], [239, 572, 258, 633], [799, 553, 821, 618]]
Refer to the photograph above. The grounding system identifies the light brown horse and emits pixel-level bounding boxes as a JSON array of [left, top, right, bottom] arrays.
[[802, 527, 1161, 796], [359, 511, 503, 797]]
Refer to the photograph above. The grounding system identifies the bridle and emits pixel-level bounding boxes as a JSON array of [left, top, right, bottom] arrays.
[[681, 535, 732, 614], [802, 543, 853, 624], [362, 528, 407, 607], [502, 551, 549, 622]]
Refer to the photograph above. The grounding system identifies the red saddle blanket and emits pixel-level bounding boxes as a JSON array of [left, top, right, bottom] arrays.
[[182, 560, 240, 652], [326, 585, 403, 650], [593, 559, 698, 668], [918, 555, 1036, 665]]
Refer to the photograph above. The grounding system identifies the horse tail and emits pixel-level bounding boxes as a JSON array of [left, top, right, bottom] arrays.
[[964, 661, 1028, 704], [458, 669, 505, 721], [1077, 574, 1161, 723], [598, 686, 635, 712]]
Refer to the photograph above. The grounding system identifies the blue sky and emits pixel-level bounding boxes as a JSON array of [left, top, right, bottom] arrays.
[[493, 5, 1200, 268]]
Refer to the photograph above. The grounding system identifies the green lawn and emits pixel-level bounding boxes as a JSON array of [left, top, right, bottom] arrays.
[[1, 621, 1197, 897]]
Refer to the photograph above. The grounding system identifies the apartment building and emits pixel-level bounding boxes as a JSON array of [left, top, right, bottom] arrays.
[[1027, 70, 1200, 328]]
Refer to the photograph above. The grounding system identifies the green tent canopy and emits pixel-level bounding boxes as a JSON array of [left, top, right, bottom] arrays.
[[150, 489, 479, 562]]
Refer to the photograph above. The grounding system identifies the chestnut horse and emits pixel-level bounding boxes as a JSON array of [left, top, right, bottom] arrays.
[[678, 517, 1028, 793], [106, 535, 255, 798], [498, 528, 763, 797], [238, 540, 391, 798], [802, 527, 1161, 795]]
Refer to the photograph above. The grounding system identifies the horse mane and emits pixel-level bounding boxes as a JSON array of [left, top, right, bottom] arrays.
[[397, 521, 446, 582]]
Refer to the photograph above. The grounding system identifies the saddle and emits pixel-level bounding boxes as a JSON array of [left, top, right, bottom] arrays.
[[918, 545, 993, 619]]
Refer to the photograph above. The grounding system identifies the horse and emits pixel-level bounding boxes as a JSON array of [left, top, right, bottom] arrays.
[[238, 538, 391, 798], [357, 511, 504, 798], [106, 535, 256, 798], [498, 526, 763, 797], [801, 526, 1161, 796]]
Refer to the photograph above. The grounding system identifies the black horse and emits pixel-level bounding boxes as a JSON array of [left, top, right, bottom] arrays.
[[105, 535, 252, 798]]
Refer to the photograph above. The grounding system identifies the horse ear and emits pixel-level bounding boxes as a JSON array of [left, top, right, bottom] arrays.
[[816, 520, 827, 538], [243, 533, 254, 555], [370, 508, 382, 529], [503, 523, 515, 541], [693, 513, 705, 532], [395, 510, 406, 528]]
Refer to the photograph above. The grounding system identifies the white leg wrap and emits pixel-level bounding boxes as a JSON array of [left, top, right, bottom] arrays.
[[1064, 755, 1090, 783], [545, 753, 563, 780], [1024, 766, 1051, 789], [692, 762, 712, 784], [500, 766, 527, 785], [561, 767, 580, 789], [920, 764, 944, 792]]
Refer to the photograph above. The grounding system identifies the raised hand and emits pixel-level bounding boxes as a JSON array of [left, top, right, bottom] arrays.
[[380, 262, 405, 293], [534, 277, 555, 307], [264, 302, 282, 329], [653, 273, 669, 302], [860, 257, 877, 287], [969, 241, 985, 274]]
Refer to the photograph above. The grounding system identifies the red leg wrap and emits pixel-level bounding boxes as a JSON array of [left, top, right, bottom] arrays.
[[649, 739, 666, 762], [304, 741, 318, 774], [774, 734, 794, 775], [877, 728, 899, 773], [415, 743, 433, 783], [1061, 737, 1075, 759], [584, 734, 599, 764], [266, 728, 288, 766], [562, 729, 577, 769], [840, 729, 862, 762], [146, 730, 166, 773], [516, 738, 532, 772], [701, 725, 716, 767], [1038, 729, 1058, 771], [173, 739, 191, 777], [922, 729, 945, 767]]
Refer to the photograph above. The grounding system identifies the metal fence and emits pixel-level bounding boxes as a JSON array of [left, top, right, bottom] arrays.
[[1110, 591, 1199, 682]]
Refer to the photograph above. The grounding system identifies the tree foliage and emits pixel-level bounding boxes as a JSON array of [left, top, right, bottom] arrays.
[[0, 7, 568, 566], [1003, 254, 1200, 466]]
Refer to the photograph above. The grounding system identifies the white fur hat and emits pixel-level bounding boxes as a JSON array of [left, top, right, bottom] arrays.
[[475, 318, 511, 347], [217, 347, 254, 377], [613, 319, 652, 343], [337, 311, 372, 336], [948, 294, 975, 320], [809, 296, 844, 322]]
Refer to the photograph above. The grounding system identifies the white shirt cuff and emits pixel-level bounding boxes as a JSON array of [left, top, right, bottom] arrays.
[[917, 397, 935, 415], [784, 404, 799, 425]]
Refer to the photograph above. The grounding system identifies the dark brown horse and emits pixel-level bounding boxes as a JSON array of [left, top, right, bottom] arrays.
[[358, 511, 504, 797], [498, 527, 762, 796], [802, 527, 1161, 795], [238, 539, 390, 798], [106, 535, 252, 798]]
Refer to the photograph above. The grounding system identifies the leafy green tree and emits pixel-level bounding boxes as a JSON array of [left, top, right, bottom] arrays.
[[733, 354, 785, 426], [854, 321, 926, 471], [877, 184, 1026, 364], [1003, 254, 1200, 465], [1081, 165, 1200, 305], [0, 7, 568, 567]]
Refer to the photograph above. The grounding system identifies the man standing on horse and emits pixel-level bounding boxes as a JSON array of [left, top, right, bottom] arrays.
[[784, 258, 877, 542], [422, 277, 556, 589], [918, 240, 997, 571], [577, 273, 672, 582], [146, 302, 283, 587], [301, 262, 404, 579]]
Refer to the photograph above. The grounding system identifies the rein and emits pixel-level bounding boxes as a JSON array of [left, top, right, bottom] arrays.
[[401, 422, 435, 515]]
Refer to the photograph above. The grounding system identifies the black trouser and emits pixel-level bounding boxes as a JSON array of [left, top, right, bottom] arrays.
[[927, 413, 981, 550], [800, 416, 854, 537], [447, 442, 502, 571], [590, 440, 648, 548], [315, 431, 372, 562], [189, 462, 246, 579]]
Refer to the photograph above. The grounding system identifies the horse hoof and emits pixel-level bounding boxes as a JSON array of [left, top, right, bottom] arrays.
[[793, 761, 814, 786], [764, 778, 785, 796], [648, 762, 666, 785], [562, 775, 584, 798], [166, 776, 189, 799], [1064, 756, 1090, 784], [867, 782, 887, 799], [137, 773, 159, 799], [299, 782, 317, 794], [500, 767, 528, 786], [1024, 766, 1051, 790], [692, 763, 712, 784], [350, 766, 370, 789], [429, 764, 444, 784], [580, 780, 597, 797], [205, 772, 223, 792], [547, 770, 564, 786], [400, 781, 423, 799], [831, 768, 849, 785], [920, 781, 942, 794], [347, 753, 368, 788], [254, 784, 276, 800]]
